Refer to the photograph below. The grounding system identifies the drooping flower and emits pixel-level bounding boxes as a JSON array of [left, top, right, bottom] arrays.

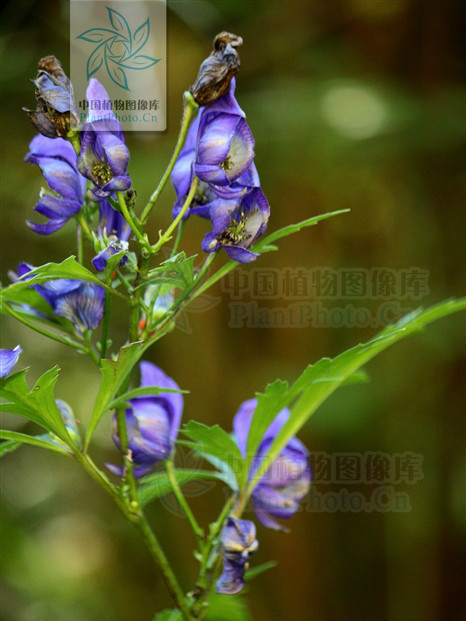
[[233, 399, 311, 531], [0, 346, 22, 378], [107, 362, 183, 478], [25, 134, 85, 234], [201, 188, 270, 263], [189, 31, 243, 106], [77, 79, 131, 201], [17, 263, 105, 335], [194, 80, 255, 187], [24, 55, 78, 138], [92, 200, 131, 271], [216, 517, 258, 595]]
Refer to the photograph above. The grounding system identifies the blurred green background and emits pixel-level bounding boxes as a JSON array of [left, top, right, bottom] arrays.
[[1, 1, 465, 620]]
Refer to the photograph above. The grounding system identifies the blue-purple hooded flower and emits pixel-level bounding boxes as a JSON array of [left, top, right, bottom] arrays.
[[77, 79, 131, 201], [233, 399, 311, 531], [17, 263, 105, 335], [107, 362, 183, 478], [194, 80, 254, 187], [0, 346, 22, 378], [92, 200, 131, 271], [201, 188, 270, 263], [216, 517, 258, 595], [25, 134, 85, 234]]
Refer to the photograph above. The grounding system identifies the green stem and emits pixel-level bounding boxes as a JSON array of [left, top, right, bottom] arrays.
[[2, 303, 87, 353], [77, 224, 84, 264], [73, 450, 193, 620], [151, 176, 199, 254], [100, 288, 111, 360], [75, 210, 94, 243], [166, 459, 204, 546], [171, 218, 187, 258], [117, 191, 151, 253], [83, 330, 100, 367], [116, 406, 139, 506], [140, 91, 199, 226]]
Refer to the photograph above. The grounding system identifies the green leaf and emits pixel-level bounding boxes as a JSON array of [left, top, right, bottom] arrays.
[[139, 468, 232, 507], [247, 298, 466, 495], [6, 257, 102, 290], [0, 430, 70, 455], [85, 341, 144, 446], [0, 440, 22, 457], [245, 560, 278, 581], [152, 610, 182, 621], [143, 252, 197, 291], [204, 594, 252, 620], [0, 286, 55, 319], [0, 367, 72, 445], [252, 209, 350, 253], [107, 385, 187, 411], [179, 421, 245, 487]]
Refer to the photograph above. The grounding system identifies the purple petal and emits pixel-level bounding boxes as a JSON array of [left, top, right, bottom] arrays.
[[30, 156, 83, 202], [201, 232, 221, 253], [224, 246, 259, 263], [26, 134, 78, 169], [0, 346, 22, 378], [53, 283, 105, 333], [27, 218, 67, 235], [204, 78, 246, 118], [197, 114, 239, 165]]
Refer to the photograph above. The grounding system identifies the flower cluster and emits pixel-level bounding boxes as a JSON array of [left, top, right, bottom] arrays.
[[172, 78, 270, 263]]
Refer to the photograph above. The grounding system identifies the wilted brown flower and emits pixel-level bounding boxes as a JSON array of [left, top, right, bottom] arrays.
[[189, 32, 243, 106], [24, 55, 78, 138]]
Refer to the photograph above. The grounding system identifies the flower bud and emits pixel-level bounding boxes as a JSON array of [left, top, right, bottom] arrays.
[[216, 517, 258, 595], [24, 56, 78, 138], [189, 31, 243, 106]]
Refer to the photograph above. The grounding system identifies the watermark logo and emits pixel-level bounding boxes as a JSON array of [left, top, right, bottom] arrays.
[[71, 1, 166, 131], [77, 6, 160, 91]]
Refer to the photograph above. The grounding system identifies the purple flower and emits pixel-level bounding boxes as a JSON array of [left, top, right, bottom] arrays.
[[201, 188, 270, 263], [17, 263, 105, 335], [107, 362, 183, 478], [77, 79, 131, 202], [194, 80, 255, 187], [233, 399, 311, 531], [0, 346, 22, 378], [25, 134, 85, 234], [92, 200, 131, 271], [24, 56, 78, 138], [216, 517, 258, 595]]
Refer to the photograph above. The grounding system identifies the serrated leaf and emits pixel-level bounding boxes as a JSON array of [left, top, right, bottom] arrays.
[[247, 298, 466, 495], [85, 342, 144, 447], [8, 257, 102, 291], [139, 468, 231, 506], [144, 253, 197, 292], [180, 421, 244, 486], [0, 430, 70, 455], [0, 367, 72, 445], [77, 28, 117, 43]]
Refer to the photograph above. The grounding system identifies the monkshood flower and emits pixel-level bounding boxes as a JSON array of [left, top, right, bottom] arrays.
[[233, 399, 311, 531], [216, 517, 258, 595], [24, 55, 78, 138], [201, 188, 270, 263], [0, 346, 22, 378], [77, 79, 131, 202], [25, 134, 85, 234], [17, 263, 105, 335], [194, 79, 255, 187], [190, 31, 243, 106], [107, 362, 183, 478], [92, 200, 131, 271]]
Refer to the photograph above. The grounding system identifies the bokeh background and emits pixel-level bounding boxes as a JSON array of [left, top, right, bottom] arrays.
[[1, 1, 465, 620]]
